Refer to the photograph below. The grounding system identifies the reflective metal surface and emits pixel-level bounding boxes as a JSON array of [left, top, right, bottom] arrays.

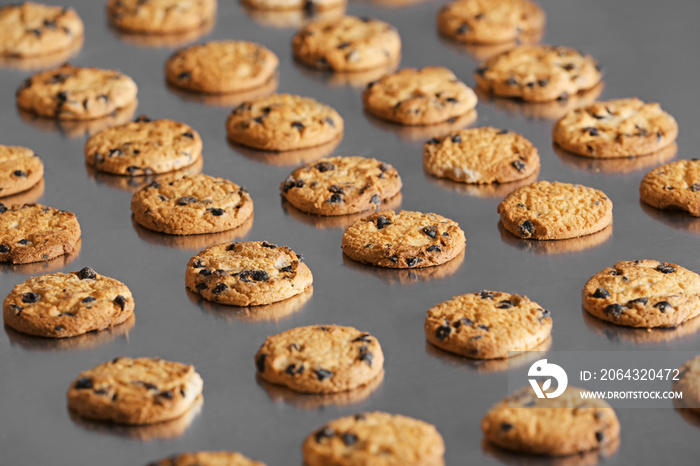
[[1, 0, 700, 464]]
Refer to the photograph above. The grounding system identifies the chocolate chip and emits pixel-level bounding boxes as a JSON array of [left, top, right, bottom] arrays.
[[584, 127, 599, 136], [208, 208, 225, 216], [604, 304, 625, 318], [628, 297, 648, 305], [314, 368, 333, 380], [656, 264, 675, 274], [315, 161, 335, 172], [54, 326, 64, 331], [182, 132, 194, 138], [325, 117, 335, 127], [445, 97, 458, 103], [359, 346, 374, 366], [592, 288, 610, 299], [478, 325, 490, 331], [256, 354, 266, 372], [422, 226, 437, 238], [497, 129, 510, 135], [654, 301, 672, 313], [690, 184, 700, 192], [158, 390, 174, 400], [476, 67, 488, 76], [303, 0, 316, 15], [454, 317, 473, 328], [280, 265, 293, 273], [501, 423, 514, 432], [506, 77, 518, 86], [17, 239, 28, 245], [195, 283, 208, 291], [177, 196, 197, 205], [376, 215, 392, 229], [557, 92, 569, 101], [114, 295, 126, 310], [496, 300, 513, 309], [435, 324, 451, 340], [353, 333, 372, 343], [135, 115, 151, 123], [370, 194, 380, 205], [595, 432, 604, 442], [512, 160, 526, 172], [13, 170, 27, 177], [315, 427, 334, 443], [285, 364, 304, 375], [329, 185, 344, 194], [329, 193, 343, 203], [74, 377, 93, 389], [177, 71, 191, 80], [291, 121, 304, 130], [389, 255, 398, 263], [213, 283, 229, 294], [427, 137, 440, 145], [406, 257, 422, 267], [480, 291, 494, 299], [10, 305, 22, 315], [2, 243, 14, 252], [93, 388, 109, 396], [261, 242, 277, 249], [342, 433, 358, 446], [427, 245, 441, 252], [199, 269, 212, 276], [518, 220, 534, 237], [22, 292, 40, 304], [457, 23, 469, 34], [82, 296, 96, 304], [78, 267, 97, 280], [0, 205, 6, 215]]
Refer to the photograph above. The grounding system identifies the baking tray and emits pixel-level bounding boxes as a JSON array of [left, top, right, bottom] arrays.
[[2, 0, 700, 464]]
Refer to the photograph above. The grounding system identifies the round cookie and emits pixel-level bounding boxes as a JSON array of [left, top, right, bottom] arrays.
[[3, 267, 134, 338], [226, 94, 343, 151], [474, 45, 602, 102], [497, 181, 613, 240], [303, 411, 445, 466], [280, 156, 402, 216], [255, 325, 384, 394], [131, 174, 253, 235], [67, 357, 203, 425], [640, 160, 700, 216], [341, 210, 466, 268], [437, 0, 545, 44], [482, 386, 620, 456], [0, 145, 44, 197], [673, 355, 700, 413], [185, 241, 313, 306], [241, 0, 344, 11], [85, 117, 202, 176], [0, 3, 84, 57], [165, 41, 278, 94], [107, 0, 217, 35], [147, 451, 265, 466], [0, 203, 81, 264], [423, 127, 539, 184], [425, 291, 551, 359], [582, 259, 700, 328], [292, 16, 401, 72], [553, 98, 678, 158], [16, 64, 138, 120], [362, 66, 478, 125]]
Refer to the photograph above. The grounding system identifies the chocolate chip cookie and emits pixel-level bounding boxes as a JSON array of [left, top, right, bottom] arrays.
[[583, 260, 700, 328], [226, 94, 343, 151], [342, 210, 466, 268], [3, 267, 134, 338], [425, 291, 552, 359], [165, 41, 278, 94], [423, 127, 539, 184], [475, 45, 602, 102], [16, 64, 138, 120], [0, 203, 81, 264], [363, 66, 478, 125], [640, 160, 700, 216], [107, 0, 217, 34], [255, 324, 384, 394], [185, 241, 313, 306], [280, 156, 402, 216], [0, 145, 44, 197], [497, 181, 613, 240], [67, 357, 203, 425], [131, 174, 253, 235]]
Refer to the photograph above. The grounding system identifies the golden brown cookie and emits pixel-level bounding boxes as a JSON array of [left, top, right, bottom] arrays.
[[497, 181, 613, 240], [437, 0, 545, 44], [363, 66, 478, 125], [0, 2, 84, 57], [475, 45, 602, 102], [303, 411, 445, 465], [425, 291, 552, 359], [0, 203, 81, 264], [553, 98, 678, 158], [242, 0, 345, 11], [67, 357, 203, 425], [226, 94, 343, 151], [16, 64, 138, 120], [582, 260, 700, 328], [84, 116, 202, 176], [131, 174, 253, 235], [640, 159, 700, 216], [147, 451, 265, 466], [341, 210, 466, 268], [255, 324, 384, 394], [423, 127, 539, 184], [185, 241, 313, 306], [280, 156, 401, 216], [165, 41, 278, 94], [3, 267, 134, 338], [107, 0, 217, 34], [482, 386, 620, 456], [292, 16, 401, 72], [0, 145, 44, 197]]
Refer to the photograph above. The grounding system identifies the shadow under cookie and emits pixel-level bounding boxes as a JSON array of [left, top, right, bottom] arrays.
[[437, 31, 543, 62], [293, 56, 400, 89], [166, 75, 279, 107], [554, 142, 677, 174], [498, 222, 612, 255], [0, 239, 81, 274], [640, 198, 700, 234], [363, 109, 477, 143], [481, 435, 620, 466], [85, 157, 203, 194], [110, 20, 215, 49], [228, 135, 340, 167], [0, 36, 84, 71], [281, 194, 402, 230], [424, 170, 539, 199], [131, 214, 253, 250], [241, 4, 346, 29], [0, 178, 44, 206]]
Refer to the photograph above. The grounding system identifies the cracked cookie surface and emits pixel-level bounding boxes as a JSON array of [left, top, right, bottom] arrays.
[[0, 145, 44, 197], [255, 324, 384, 394], [640, 160, 700, 216], [107, 0, 217, 34], [497, 181, 612, 240], [3, 267, 134, 338], [342, 210, 466, 268], [582, 259, 700, 328], [185, 241, 313, 306]]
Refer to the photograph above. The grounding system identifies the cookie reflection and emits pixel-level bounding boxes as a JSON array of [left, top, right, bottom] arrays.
[[640, 199, 700, 234], [439, 32, 543, 62], [167, 75, 278, 107], [475, 83, 604, 121], [583, 308, 700, 346], [0, 239, 81, 275], [342, 248, 464, 285], [674, 406, 700, 429], [258, 369, 383, 409], [364, 109, 477, 143], [132, 214, 253, 250], [242, 5, 345, 29], [499, 223, 612, 255], [111, 21, 215, 49], [229, 135, 340, 167], [186, 285, 313, 322], [425, 171, 538, 199], [354, 0, 437, 9], [0, 37, 83, 71], [68, 394, 202, 441], [425, 338, 551, 373], [4, 313, 134, 352], [18, 99, 138, 138], [86, 157, 203, 193], [281, 194, 402, 230], [554, 143, 677, 174], [0, 178, 44, 205], [294, 58, 400, 89], [481, 436, 620, 466]]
